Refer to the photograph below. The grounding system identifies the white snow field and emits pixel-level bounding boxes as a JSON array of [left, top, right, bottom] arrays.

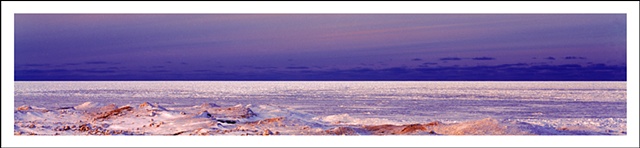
[[14, 81, 626, 135]]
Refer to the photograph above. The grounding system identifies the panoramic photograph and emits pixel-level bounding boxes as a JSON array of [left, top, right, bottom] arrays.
[[12, 13, 627, 136]]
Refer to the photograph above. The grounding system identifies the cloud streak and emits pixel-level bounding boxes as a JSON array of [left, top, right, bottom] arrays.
[[14, 63, 625, 81], [565, 56, 586, 60], [439, 57, 462, 61], [286, 66, 310, 70], [472, 57, 495, 60]]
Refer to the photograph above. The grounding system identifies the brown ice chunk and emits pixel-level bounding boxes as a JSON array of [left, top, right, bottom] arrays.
[[556, 125, 597, 132], [93, 106, 133, 121], [16, 105, 49, 113], [425, 121, 442, 126], [398, 124, 427, 134], [262, 129, 274, 136], [325, 127, 357, 135], [139, 102, 152, 108], [431, 118, 529, 135], [16, 105, 32, 111], [364, 123, 433, 135], [363, 124, 399, 135], [139, 102, 167, 111], [245, 117, 284, 126], [78, 124, 91, 132]]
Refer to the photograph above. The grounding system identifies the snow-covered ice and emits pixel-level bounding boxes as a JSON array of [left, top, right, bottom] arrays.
[[14, 81, 626, 135]]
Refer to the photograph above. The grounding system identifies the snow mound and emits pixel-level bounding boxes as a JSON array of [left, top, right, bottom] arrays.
[[74, 102, 104, 110], [197, 103, 220, 109], [194, 110, 213, 118]]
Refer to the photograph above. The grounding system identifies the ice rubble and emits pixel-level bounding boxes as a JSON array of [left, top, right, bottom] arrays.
[[14, 102, 626, 136]]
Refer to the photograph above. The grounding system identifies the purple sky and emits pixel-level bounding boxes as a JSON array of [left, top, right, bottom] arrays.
[[14, 14, 626, 80]]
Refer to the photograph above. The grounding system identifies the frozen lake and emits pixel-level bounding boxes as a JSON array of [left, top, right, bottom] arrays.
[[13, 81, 627, 135]]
